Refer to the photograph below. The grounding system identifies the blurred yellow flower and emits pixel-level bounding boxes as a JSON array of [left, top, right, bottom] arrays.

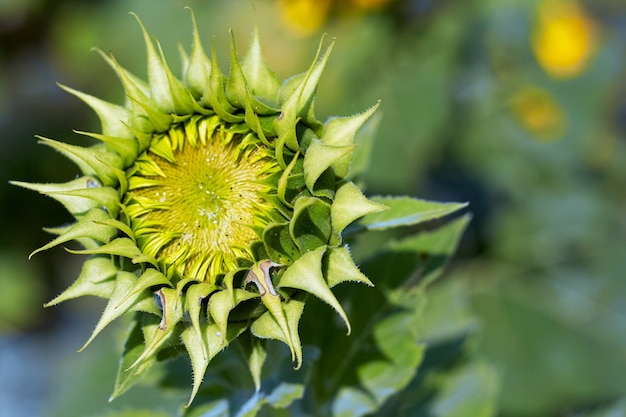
[[277, 0, 394, 36], [510, 86, 566, 141], [532, 0, 597, 79], [278, 0, 332, 36], [346, 0, 394, 10]]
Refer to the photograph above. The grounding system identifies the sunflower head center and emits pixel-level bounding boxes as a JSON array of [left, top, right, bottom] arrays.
[[126, 118, 278, 281]]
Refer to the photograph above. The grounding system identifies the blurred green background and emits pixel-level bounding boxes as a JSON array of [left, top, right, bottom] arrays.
[[1, 0, 625, 416]]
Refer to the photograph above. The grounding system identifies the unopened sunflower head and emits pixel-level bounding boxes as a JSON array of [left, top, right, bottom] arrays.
[[13, 9, 385, 403]]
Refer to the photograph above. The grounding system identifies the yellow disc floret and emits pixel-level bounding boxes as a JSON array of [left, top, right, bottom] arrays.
[[125, 116, 280, 282]]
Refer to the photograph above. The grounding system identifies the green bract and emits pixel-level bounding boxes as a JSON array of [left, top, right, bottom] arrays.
[[14, 10, 387, 404]]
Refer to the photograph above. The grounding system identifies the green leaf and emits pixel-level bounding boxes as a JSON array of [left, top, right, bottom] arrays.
[[373, 277, 495, 417], [111, 316, 158, 401], [429, 361, 499, 417], [362, 214, 471, 295], [576, 397, 626, 417], [348, 196, 468, 234], [330, 311, 426, 417], [93, 409, 170, 417], [184, 341, 318, 417]]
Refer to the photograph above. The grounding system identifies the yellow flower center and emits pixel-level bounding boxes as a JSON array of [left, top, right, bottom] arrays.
[[125, 117, 280, 282]]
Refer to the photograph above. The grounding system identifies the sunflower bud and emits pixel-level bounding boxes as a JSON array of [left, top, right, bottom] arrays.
[[14, 9, 386, 404]]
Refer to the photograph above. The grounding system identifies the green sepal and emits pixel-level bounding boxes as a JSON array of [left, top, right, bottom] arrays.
[[331, 181, 388, 237], [37, 137, 124, 187], [245, 260, 299, 364], [303, 140, 354, 191], [225, 31, 250, 109], [94, 49, 168, 134], [48, 186, 120, 219], [276, 150, 300, 208], [244, 100, 276, 141], [222, 266, 249, 295], [278, 246, 351, 334], [74, 130, 139, 169], [289, 196, 332, 252], [250, 294, 306, 369], [227, 31, 279, 116], [129, 287, 184, 369], [114, 268, 172, 310], [30, 208, 116, 259], [42, 224, 100, 251], [131, 152, 166, 178], [324, 245, 373, 288], [208, 288, 259, 341], [275, 118, 300, 156], [79, 270, 162, 351], [128, 94, 173, 134], [347, 110, 382, 184], [321, 101, 380, 178], [204, 40, 243, 123], [241, 26, 281, 103], [111, 316, 157, 401], [186, 282, 220, 359], [181, 319, 248, 406], [11, 176, 103, 216], [132, 13, 179, 114], [311, 167, 336, 200], [275, 38, 333, 137], [93, 47, 150, 99], [263, 223, 300, 265], [57, 83, 133, 139], [96, 218, 136, 242], [155, 40, 197, 115], [184, 7, 212, 98], [66, 237, 157, 267], [149, 134, 176, 163], [44, 256, 117, 306]]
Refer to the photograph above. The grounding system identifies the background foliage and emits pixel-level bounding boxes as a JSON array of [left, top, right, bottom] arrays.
[[1, 0, 625, 416]]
